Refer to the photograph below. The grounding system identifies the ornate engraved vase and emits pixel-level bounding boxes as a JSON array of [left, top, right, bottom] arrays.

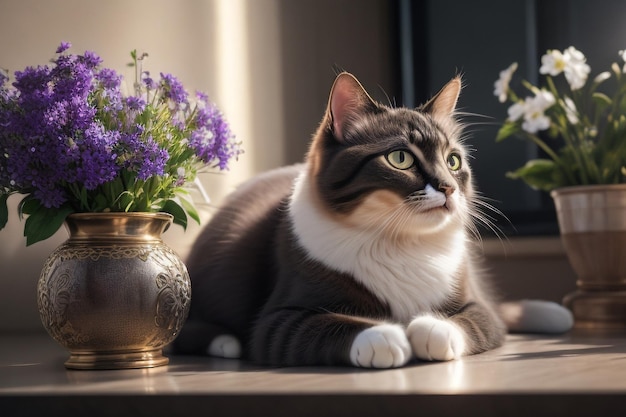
[[551, 184, 626, 328], [37, 212, 191, 370]]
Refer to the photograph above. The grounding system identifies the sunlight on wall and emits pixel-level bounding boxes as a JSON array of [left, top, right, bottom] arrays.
[[165, 0, 258, 258], [187, 0, 254, 232], [216, 0, 253, 185], [190, 0, 254, 210], [166, 0, 281, 258]]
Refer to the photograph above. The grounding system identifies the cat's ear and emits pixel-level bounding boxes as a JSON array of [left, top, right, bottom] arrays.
[[421, 77, 462, 118], [328, 72, 376, 141]]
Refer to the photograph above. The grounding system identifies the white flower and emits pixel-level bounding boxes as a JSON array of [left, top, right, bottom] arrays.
[[523, 92, 555, 133], [563, 46, 590, 90], [540, 46, 590, 90], [507, 102, 526, 122], [563, 96, 579, 125], [540, 49, 567, 76], [533, 90, 556, 109], [620, 50, 626, 73], [507, 90, 555, 134], [522, 111, 551, 134], [594, 71, 611, 84], [494, 62, 518, 103]]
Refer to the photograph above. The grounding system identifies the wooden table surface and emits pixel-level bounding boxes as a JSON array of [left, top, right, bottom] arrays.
[[1, 330, 626, 417]]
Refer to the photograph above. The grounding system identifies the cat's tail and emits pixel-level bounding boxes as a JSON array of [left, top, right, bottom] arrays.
[[498, 300, 574, 334]]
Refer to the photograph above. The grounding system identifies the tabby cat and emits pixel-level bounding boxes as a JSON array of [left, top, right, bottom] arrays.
[[173, 72, 572, 368]]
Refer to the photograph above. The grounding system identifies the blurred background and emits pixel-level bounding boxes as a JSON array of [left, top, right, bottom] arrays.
[[2, 0, 622, 332]]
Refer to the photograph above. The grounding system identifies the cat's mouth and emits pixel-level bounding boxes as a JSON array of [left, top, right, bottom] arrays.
[[413, 194, 452, 213], [424, 201, 451, 212], [410, 185, 455, 214]]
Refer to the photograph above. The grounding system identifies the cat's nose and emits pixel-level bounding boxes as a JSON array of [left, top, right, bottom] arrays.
[[438, 183, 455, 196]]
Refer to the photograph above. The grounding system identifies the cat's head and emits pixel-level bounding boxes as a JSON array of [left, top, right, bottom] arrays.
[[306, 72, 476, 238]]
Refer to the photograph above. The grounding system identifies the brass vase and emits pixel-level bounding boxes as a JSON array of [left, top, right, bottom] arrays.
[[551, 184, 626, 328], [37, 212, 191, 370]]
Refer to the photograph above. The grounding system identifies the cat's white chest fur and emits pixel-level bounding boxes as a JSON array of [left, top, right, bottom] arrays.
[[289, 171, 466, 323]]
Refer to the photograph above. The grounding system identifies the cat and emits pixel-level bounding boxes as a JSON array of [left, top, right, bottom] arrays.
[[172, 72, 573, 368]]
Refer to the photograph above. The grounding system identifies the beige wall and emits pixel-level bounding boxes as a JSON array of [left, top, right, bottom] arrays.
[[0, 0, 394, 331]]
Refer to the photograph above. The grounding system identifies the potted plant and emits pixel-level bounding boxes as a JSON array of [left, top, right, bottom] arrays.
[[494, 46, 626, 328], [0, 42, 242, 368]]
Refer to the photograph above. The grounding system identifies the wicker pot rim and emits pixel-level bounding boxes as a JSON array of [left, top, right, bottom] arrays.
[[550, 183, 626, 198]]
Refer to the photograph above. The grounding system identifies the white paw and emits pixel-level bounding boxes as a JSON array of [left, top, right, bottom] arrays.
[[207, 334, 242, 359], [350, 324, 412, 368], [407, 316, 465, 361]]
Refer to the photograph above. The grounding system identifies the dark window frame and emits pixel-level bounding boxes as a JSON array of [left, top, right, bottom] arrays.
[[392, 0, 626, 237]]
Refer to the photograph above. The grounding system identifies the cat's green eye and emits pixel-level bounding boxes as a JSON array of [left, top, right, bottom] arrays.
[[447, 153, 462, 171], [386, 150, 415, 170]]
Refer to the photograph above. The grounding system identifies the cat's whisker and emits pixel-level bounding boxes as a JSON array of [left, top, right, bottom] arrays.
[[468, 199, 509, 243], [377, 85, 396, 108], [364, 202, 410, 241], [387, 204, 414, 242], [470, 204, 502, 228], [356, 199, 417, 244], [467, 212, 491, 243], [472, 202, 502, 223], [455, 112, 497, 133], [466, 221, 484, 244], [472, 198, 510, 225], [454, 110, 492, 120]]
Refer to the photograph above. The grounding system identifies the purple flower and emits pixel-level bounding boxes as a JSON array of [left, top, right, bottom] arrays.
[[34, 186, 67, 209], [13, 66, 52, 96], [0, 69, 8, 87], [74, 124, 119, 189], [0, 69, 11, 110], [118, 133, 168, 180], [125, 96, 145, 111], [137, 145, 168, 180], [188, 97, 240, 169], [82, 51, 103, 69], [56, 41, 71, 54], [159, 73, 188, 105], [142, 71, 156, 90], [96, 68, 121, 90], [1, 41, 240, 228], [54, 65, 93, 102]]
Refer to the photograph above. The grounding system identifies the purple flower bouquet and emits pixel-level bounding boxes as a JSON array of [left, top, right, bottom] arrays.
[[0, 42, 241, 245]]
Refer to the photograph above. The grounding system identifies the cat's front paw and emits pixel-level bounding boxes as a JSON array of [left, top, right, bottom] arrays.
[[407, 316, 465, 361], [350, 324, 412, 368]]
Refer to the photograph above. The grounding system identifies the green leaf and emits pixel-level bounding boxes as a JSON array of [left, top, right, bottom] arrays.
[[116, 191, 135, 212], [506, 159, 560, 191], [495, 121, 519, 142], [24, 204, 74, 246], [162, 199, 188, 230], [0, 194, 9, 230], [93, 193, 109, 212], [178, 196, 200, 225], [592, 92, 612, 107], [19, 196, 41, 218]]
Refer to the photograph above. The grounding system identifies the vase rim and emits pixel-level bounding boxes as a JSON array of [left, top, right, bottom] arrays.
[[550, 184, 626, 197], [68, 212, 174, 221], [64, 212, 174, 242]]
